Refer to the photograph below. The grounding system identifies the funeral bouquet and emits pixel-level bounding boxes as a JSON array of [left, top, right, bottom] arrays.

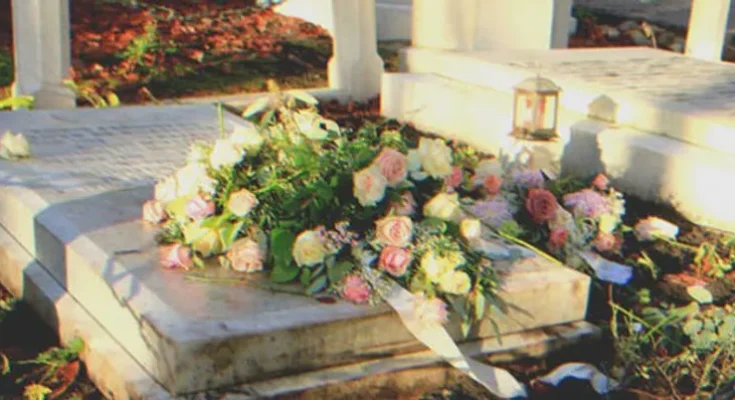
[[142, 89, 643, 336]]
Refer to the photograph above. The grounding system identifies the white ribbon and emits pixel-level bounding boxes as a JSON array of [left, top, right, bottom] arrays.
[[377, 276, 528, 399]]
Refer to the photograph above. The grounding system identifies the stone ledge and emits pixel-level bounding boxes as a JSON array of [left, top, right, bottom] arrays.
[[399, 46, 735, 157], [0, 224, 170, 400], [381, 71, 735, 232]]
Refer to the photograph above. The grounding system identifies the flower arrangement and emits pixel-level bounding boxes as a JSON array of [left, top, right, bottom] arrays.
[[142, 89, 681, 336]]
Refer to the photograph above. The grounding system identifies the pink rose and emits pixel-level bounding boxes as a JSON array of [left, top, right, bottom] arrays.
[[142, 200, 166, 224], [483, 175, 503, 196], [160, 244, 193, 270], [413, 293, 448, 325], [592, 173, 609, 191], [444, 166, 463, 189], [548, 227, 567, 252], [373, 147, 408, 187], [526, 189, 558, 224], [186, 196, 215, 220], [378, 246, 412, 277], [388, 192, 416, 216], [342, 275, 371, 304], [374, 215, 414, 248], [227, 238, 264, 273]]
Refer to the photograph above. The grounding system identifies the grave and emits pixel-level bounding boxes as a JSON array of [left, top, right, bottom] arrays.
[[383, 46, 735, 232], [0, 105, 596, 398]]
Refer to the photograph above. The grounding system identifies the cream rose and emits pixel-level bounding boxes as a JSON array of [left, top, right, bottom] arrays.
[[210, 139, 244, 170], [353, 165, 388, 207], [412, 293, 448, 325], [438, 270, 472, 295], [230, 124, 264, 155], [373, 148, 408, 187], [423, 192, 462, 222], [175, 162, 217, 197], [374, 216, 413, 248], [292, 229, 327, 267], [227, 189, 258, 217], [417, 137, 453, 178], [460, 218, 482, 241], [420, 251, 454, 282], [227, 238, 264, 273]]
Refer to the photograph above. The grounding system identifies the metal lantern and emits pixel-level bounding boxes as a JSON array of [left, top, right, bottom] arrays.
[[511, 75, 561, 140]]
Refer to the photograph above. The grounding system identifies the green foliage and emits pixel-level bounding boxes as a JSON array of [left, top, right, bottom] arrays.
[[0, 50, 13, 88], [63, 80, 119, 108]]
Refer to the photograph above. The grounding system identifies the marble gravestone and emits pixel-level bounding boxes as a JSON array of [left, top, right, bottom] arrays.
[[0, 105, 593, 398]]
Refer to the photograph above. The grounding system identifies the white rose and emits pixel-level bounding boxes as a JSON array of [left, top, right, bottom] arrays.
[[423, 192, 462, 222], [353, 165, 388, 207], [186, 142, 209, 164], [460, 218, 482, 241], [292, 229, 327, 267], [175, 162, 217, 197], [294, 110, 336, 141], [417, 137, 453, 178], [154, 176, 179, 204], [634, 217, 679, 242], [0, 131, 30, 159], [210, 139, 244, 170], [230, 124, 264, 155], [438, 270, 472, 295], [227, 189, 258, 217]]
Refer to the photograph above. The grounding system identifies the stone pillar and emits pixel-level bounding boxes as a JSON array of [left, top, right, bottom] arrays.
[[11, 0, 76, 109], [474, 0, 572, 50], [412, 0, 572, 51], [412, 0, 478, 50], [685, 0, 732, 61], [327, 0, 384, 102]]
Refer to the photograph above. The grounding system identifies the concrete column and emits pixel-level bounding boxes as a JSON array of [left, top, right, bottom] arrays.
[[327, 0, 384, 102], [474, 0, 572, 50], [12, 0, 76, 109], [685, 0, 731, 61]]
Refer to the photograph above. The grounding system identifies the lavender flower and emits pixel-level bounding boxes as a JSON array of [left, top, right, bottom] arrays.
[[563, 189, 610, 219], [470, 198, 515, 229], [511, 170, 545, 189]]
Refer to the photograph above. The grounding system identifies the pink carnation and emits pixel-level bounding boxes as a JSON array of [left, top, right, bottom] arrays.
[[563, 189, 610, 219], [342, 275, 371, 304], [160, 244, 193, 270], [186, 196, 216, 220]]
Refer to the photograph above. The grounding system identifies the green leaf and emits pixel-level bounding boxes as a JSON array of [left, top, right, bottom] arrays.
[[290, 90, 319, 105], [460, 318, 472, 338], [270, 228, 295, 266], [300, 268, 312, 286], [242, 96, 270, 118], [219, 220, 245, 250], [259, 109, 276, 128], [687, 286, 713, 304], [474, 291, 486, 321], [66, 337, 84, 356], [328, 261, 354, 284], [306, 275, 328, 294], [164, 195, 194, 220], [271, 260, 300, 283], [201, 214, 228, 229]]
